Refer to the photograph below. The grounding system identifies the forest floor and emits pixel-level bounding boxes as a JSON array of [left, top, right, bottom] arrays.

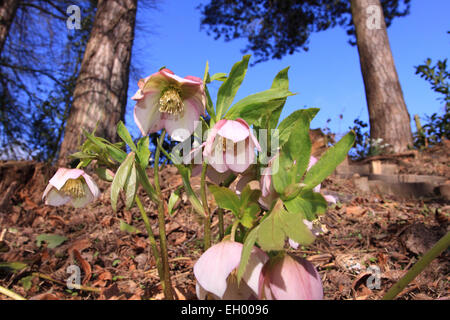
[[0, 143, 449, 300]]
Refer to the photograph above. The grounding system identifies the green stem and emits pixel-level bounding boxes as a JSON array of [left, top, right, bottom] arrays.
[[0, 285, 26, 300], [154, 130, 174, 300], [156, 139, 205, 218], [382, 231, 450, 300], [230, 220, 239, 242], [200, 162, 211, 250], [135, 195, 163, 280]]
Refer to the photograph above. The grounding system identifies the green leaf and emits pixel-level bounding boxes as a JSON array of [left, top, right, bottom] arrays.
[[265, 67, 291, 130], [237, 227, 259, 284], [284, 190, 327, 221], [0, 262, 28, 272], [303, 131, 355, 190], [36, 234, 67, 249], [136, 136, 150, 169], [119, 220, 141, 234], [276, 108, 319, 147], [271, 66, 290, 90], [111, 152, 135, 211], [208, 185, 240, 215], [272, 111, 311, 195], [136, 164, 158, 203], [216, 55, 250, 120], [257, 200, 314, 251], [240, 203, 260, 228], [95, 167, 114, 182], [210, 73, 228, 82], [117, 121, 137, 151], [225, 88, 294, 127], [168, 189, 181, 216], [124, 163, 138, 209], [19, 275, 33, 291]]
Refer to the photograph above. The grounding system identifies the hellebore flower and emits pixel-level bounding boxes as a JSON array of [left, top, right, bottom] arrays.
[[259, 254, 323, 300], [132, 68, 206, 141], [42, 168, 100, 208], [194, 241, 269, 300], [203, 119, 261, 173]]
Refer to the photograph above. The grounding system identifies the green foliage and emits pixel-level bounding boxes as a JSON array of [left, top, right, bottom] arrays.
[[36, 234, 67, 249], [414, 56, 450, 148]]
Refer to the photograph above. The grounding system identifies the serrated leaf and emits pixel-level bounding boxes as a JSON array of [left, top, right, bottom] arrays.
[[117, 121, 137, 151], [216, 55, 250, 120], [275, 108, 319, 147], [284, 190, 327, 221], [111, 152, 135, 211], [257, 200, 314, 251], [119, 219, 141, 234], [136, 136, 150, 169], [210, 73, 228, 82], [225, 88, 294, 127], [208, 185, 240, 215], [36, 234, 67, 249], [240, 203, 260, 228], [272, 112, 311, 195], [303, 131, 355, 190], [237, 227, 259, 284]]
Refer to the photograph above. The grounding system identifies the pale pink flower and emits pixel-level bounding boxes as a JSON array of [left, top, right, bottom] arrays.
[[259, 254, 323, 300], [42, 168, 99, 208], [194, 241, 269, 300], [132, 68, 206, 141], [203, 119, 261, 173]]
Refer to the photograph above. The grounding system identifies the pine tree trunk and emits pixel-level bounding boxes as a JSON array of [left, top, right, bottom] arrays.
[[58, 0, 137, 164], [0, 0, 19, 54], [350, 0, 413, 153]]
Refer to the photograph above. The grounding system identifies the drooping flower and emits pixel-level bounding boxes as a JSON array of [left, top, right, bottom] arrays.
[[259, 254, 323, 300], [194, 240, 269, 300], [203, 119, 261, 173], [132, 68, 206, 142], [42, 168, 99, 208]]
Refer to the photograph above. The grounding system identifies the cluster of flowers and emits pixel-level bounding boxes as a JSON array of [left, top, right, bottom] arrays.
[[43, 64, 344, 300]]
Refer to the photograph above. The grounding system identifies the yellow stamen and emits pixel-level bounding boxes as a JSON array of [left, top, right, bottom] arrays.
[[61, 178, 85, 198], [159, 86, 184, 115]]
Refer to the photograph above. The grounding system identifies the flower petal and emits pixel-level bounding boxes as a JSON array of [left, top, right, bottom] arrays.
[[49, 168, 84, 190], [81, 172, 100, 199], [133, 92, 164, 136], [217, 119, 250, 143], [45, 188, 71, 206], [193, 241, 242, 299], [164, 108, 201, 142], [266, 255, 323, 300], [70, 182, 94, 208]]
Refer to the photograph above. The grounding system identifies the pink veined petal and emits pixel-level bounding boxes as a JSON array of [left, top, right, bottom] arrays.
[[235, 118, 261, 151], [180, 78, 205, 105], [226, 138, 253, 173], [164, 105, 201, 142], [217, 119, 250, 143], [205, 134, 229, 173], [45, 188, 71, 206], [183, 94, 206, 117], [81, 173, 100, 199], [267, 255, 323, 300], [49, 168, 84, 190], [241, 246, 269, 297], [133, 92, 164, 136], [203, 119, 227, 157], [196, 282, 209, 300], [193, 241, 243, 299]]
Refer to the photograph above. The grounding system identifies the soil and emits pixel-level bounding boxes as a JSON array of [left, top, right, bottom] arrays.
[[0, 144, 448, 300]]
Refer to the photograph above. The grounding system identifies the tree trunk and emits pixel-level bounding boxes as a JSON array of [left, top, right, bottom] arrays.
[[350, 0, 413, 153], [0, 0, 19, 54], [58, 0, 137, 164]]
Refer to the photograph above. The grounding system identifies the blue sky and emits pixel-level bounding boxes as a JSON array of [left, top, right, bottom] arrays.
[[125, 0, 450, 140]]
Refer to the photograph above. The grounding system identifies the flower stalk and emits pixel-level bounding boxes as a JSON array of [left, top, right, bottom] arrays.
[[201, 161, 211, 250], [154, 130, 174, 300], [382, 231, 450, 300]]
